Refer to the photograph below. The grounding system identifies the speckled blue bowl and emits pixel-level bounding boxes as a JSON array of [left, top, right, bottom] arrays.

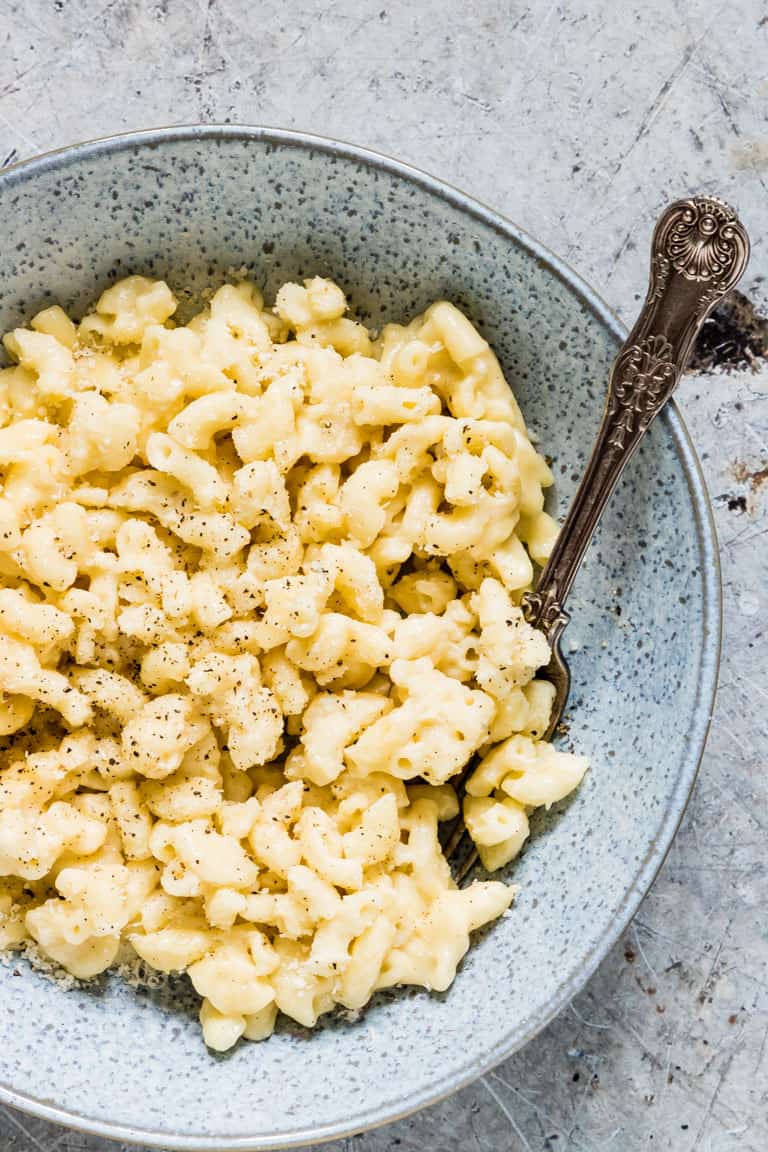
[[0, 127, 719, 1150]]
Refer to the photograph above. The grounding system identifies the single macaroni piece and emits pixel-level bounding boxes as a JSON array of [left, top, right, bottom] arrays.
[[0, 275, 588, 1051]]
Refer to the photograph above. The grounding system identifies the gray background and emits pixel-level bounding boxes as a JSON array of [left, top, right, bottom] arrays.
[[0, 1, 766, 1149]]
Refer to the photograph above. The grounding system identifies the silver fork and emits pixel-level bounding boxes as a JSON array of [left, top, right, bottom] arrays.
[[448, 195, 750, 884]]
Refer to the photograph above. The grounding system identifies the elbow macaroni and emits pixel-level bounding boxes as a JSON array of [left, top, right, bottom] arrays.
[[0, 275, 587, 1051]]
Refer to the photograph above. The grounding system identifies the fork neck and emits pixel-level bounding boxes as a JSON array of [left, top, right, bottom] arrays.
[[521, 197, 749, 646]]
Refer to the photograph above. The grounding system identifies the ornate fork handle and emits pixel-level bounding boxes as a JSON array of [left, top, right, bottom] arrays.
[[521, 196, 750, 650], [449, 197, 749, 881]]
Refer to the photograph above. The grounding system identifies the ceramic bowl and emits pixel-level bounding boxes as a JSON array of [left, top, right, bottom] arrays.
[[0, 127, 719, 1150]]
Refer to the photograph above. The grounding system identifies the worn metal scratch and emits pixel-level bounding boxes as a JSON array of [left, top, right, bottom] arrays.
[[697, 918, 733, 1005], [606, 10, 720, 189], [480, 1076, 533, 1152], [569, 1001, 614, 1031], [688, 1050, 736, 1151], [489, 1070, 564, 1138], [2, 1109, 50, 1152], [631, 921, 660, 984], [756, 1023, 768, 1075], [0, 108, 40, 156]]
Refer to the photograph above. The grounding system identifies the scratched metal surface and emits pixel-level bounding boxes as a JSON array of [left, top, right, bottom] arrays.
[[0, 2, 766, 1149]]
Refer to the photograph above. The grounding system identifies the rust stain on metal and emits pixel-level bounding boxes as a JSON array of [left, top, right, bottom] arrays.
[[688, 290, 768, 374], [731, 460, 768, 493]]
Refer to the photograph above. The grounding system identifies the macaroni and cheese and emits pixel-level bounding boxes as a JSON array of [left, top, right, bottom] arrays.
[[0, 275, 587, 1049]]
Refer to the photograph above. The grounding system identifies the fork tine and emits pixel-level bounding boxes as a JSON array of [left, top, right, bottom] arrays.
[[446, 651, 570, 878], [442, 813, 468, 860], [450, 833, 479, 886]]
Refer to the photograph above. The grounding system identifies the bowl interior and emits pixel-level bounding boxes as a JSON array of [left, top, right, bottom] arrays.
[[0, 129, 718, 1150]]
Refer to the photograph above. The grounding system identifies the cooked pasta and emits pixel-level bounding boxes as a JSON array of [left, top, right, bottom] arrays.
[[0, 275, 587, 1049]]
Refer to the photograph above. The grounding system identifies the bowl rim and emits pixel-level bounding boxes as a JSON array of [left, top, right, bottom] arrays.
[[0, 123, 722, 1151]]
